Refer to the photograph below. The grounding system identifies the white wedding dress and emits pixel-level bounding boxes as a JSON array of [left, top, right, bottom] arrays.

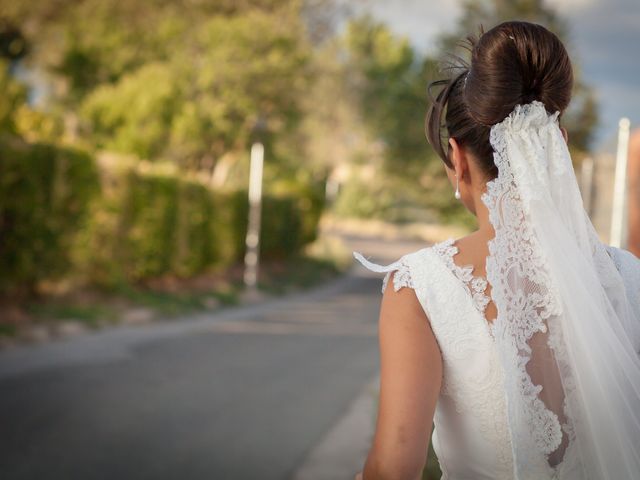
[[353, 237, 640, 479]]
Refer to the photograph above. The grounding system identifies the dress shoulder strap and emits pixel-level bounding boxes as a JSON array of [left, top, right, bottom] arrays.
[[352, 251, 416, 294], [352, 244, 491, 333], [352, 246, 447, 326]]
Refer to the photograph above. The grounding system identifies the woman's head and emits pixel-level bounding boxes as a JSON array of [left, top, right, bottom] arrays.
[[425, 21, 574, 193]]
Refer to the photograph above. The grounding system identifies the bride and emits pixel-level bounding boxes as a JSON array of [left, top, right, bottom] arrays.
[[352, 20, 640, 480]]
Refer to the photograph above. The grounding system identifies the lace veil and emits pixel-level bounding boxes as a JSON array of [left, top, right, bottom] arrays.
[[482, 100, 640, 479]]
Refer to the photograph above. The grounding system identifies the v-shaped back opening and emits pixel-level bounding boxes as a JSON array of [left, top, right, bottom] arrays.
[[431, 238, 498, 330]]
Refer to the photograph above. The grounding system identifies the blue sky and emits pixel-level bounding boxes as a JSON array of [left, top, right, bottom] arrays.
[[353, 0, 640, 151]]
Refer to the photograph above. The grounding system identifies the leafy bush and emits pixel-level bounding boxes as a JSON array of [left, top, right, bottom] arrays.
[[78, 166, 224, 284], [0, 137, 99, 294], [332, 166, 473, 226], [76, 160, 324, 287], [1, 147, 325, 293]]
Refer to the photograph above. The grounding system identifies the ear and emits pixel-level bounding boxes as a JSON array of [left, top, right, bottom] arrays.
[[448, 137, 467, 179]]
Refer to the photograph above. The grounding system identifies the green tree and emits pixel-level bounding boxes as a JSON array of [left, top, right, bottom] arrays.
[[78, 8, 310, 172], [0, 0, 301, 99], [0, 0, 313, 174], [0, 60, 27, 135], [344, 16, 429, 174]]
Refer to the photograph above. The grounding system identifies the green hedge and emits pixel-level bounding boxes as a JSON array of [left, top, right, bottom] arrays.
[[78, 166, 229, 284], [0, 143, 326, 293], [0, 137, 99, 294], [228, 183, 324, 262], [79, 167, 324, 286]]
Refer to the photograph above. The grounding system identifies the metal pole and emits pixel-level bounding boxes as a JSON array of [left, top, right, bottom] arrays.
[[610, 118, 631, 247], [244, 142, 264, 291]]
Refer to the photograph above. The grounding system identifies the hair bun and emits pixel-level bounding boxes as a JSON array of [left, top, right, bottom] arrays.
[[464, 21, 573, 126]]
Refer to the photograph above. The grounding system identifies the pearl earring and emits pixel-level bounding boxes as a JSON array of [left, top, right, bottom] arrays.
[[454, 175, 461, 200]]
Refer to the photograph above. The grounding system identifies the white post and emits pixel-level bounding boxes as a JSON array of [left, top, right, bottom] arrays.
[[610, 118, 631, 247], [244, 142, 264, 291]]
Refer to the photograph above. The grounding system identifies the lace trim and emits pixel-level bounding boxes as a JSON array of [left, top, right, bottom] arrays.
[[432, 238, 491, 315], [382, 260, 413, 293], [481, 100, 565, 471]]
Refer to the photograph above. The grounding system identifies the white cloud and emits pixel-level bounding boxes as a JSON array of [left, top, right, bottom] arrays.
[[351, 0, 462, 53], [543, 0, 599, 13]]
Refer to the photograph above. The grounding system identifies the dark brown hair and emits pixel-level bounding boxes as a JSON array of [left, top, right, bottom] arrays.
[[425, 21, 574, 180]]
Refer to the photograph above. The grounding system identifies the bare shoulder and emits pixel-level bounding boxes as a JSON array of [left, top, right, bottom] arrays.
[[379, 269, 441, 363]]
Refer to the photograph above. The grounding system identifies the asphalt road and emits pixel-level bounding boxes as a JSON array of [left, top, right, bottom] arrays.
[[0, 233, 427, 480]]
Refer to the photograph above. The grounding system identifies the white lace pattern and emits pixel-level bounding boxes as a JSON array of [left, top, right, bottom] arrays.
[[432, 238, 491, 316], [481, 101, 570, 476]]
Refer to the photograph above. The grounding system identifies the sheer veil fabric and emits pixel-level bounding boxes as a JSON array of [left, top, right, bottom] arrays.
[[480, 100, 640, 479]]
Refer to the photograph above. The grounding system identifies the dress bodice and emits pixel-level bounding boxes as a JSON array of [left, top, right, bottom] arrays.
[[354, 238, 514, 479], [354, 239, 640, 480]]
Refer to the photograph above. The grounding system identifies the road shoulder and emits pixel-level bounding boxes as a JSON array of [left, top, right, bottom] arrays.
[[291, 374, 380, 480]]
